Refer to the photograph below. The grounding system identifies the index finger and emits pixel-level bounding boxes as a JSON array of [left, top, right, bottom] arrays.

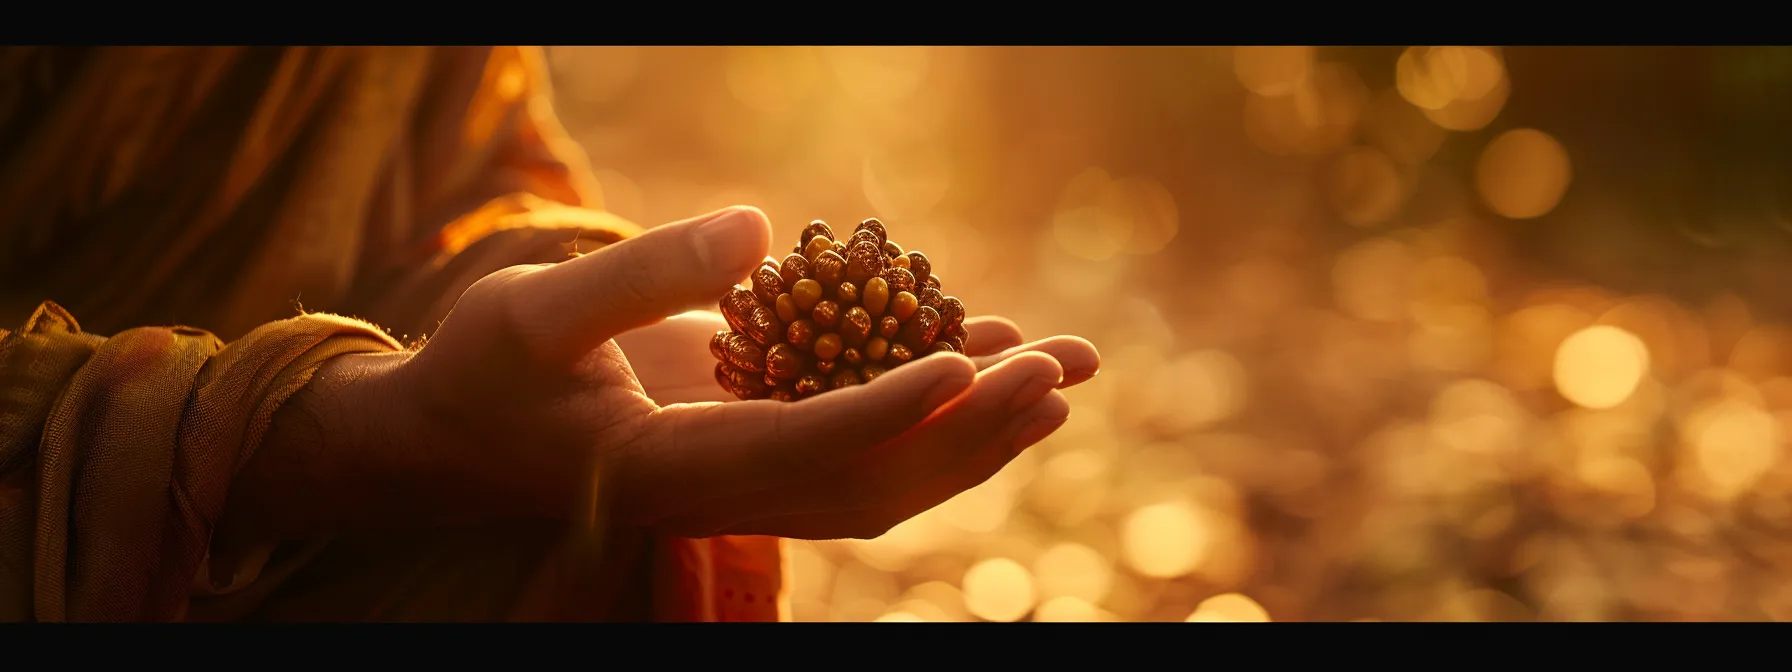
[[609, 352, 978, 524]]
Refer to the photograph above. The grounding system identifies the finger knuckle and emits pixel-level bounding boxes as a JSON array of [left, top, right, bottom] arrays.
[[611, 249, 663, 308], [468, 265, 551, 340]]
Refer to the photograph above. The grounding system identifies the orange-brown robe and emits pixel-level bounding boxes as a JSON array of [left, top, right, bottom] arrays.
[[0, 46, 786, 622]]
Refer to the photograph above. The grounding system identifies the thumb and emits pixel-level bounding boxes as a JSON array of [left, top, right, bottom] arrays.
[[505, 206, 772, 362]]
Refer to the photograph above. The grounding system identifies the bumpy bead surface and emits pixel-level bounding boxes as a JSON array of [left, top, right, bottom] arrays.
[[712, 218, 971, 401]]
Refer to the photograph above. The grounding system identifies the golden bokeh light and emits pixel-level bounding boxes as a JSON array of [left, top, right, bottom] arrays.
[[1397, 46, 1471, 110], [1121, 502, 1211, 579], [1496, 303, 1595, 391], [1430, 379, 1532, 455], [1242, 62, 1370, 156], [1326, 146, 1408, 227], [1685, 399, 1781, 499], [1035, 596, 1110, 622], [1363, 87, 1447, 165], [1143, 350, 1249, 432], [1729, 326, 1792, 382], [1232, 46, 1316, 96], [1554, 326, 1652, 409], [901, 581, 972, 622], [1033, 542, 1114, 604], [1476, 129, 1573, 220], [830, 558, 901, 622], [962, 558, 1039, 622], [1185, 593, 1272, 622], [1398, 46, 1510, 131], [1578, 455, 1657, 519]]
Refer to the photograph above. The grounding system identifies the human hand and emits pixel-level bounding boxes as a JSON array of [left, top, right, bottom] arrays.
[[613, 309, 1099, 537], [384, 206, 1100, 538]]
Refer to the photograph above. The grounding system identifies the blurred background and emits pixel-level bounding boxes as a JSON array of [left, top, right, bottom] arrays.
[[545, 46, 1792, 622]]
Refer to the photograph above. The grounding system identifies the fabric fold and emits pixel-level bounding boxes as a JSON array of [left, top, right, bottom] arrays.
[[1, 301, 401, 621]]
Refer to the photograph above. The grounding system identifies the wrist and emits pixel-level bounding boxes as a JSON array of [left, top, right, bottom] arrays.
[[216, 351, 419, 547]]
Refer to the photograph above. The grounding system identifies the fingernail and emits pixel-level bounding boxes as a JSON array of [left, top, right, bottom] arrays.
[[1009, 372, 1060, 413], [1013, 410, 1068, 455], [693, 207, 765, 278]]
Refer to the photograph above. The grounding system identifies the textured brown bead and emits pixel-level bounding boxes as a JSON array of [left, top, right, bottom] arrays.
[[787, 319, 818, 351], [775, 294, 799, 323], [856, 217, 888, 246], [766, 343, 806, 379], [804, 235, 835, 262], [845, 241, 888, 285], [880, 266, 916, 295], [710, 331, 766, 373], [905, 252, 932, 285], [814, 332, 844, 361], [721, 287, 782, 347], [800, 220, 835, 248], [719, 218, 970, 402], [795, 373, 826, 396], [791, 279, 823, 311], [813, 250, 847, 288], [862, 277, 890, 318], [842, 306, 873, 346], [835, 281, 860, 306], [941, 323, 969, 353], [751, 263, 783, 305], [888, 343, 914, 364], [850, 229, 880, 249], [779, 254, 810, 288], [899, 305, 942, 350], [938, 296, 965, 327], [890, 291, 919, 322], [716, 362, 770, 400], [919, 286, 944, 312], [813, 300, 841, 329]]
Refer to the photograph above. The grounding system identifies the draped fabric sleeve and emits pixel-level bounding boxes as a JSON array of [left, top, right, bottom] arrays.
[[0, 301, 401, 621], [355, 46, 788, 623]]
